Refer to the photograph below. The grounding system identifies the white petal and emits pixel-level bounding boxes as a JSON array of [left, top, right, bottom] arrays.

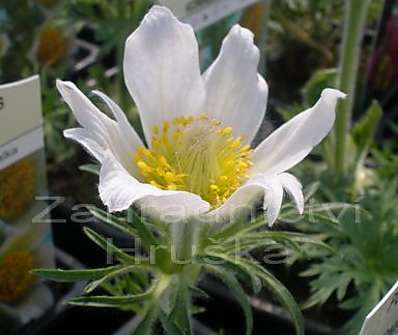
[[91, 90, 144, 175], [203, 25, 268, 143], [263, 177, 284, 226], [57, 80, 141, 174], [123, 5, 205, 145], [251, 89, 346, 175], [64, 128, 104, 161], [207, 183, 263, 224], [57, 80, 113, 135], [209, 175, 284, 226], [92, 90, 143, 150], [248, 175, 284, 226], [99, 152, 210, 221], [279, 173, 304, 214]]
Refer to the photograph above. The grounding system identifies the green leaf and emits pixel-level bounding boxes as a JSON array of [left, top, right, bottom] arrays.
[[127, 209, 159, 248], [303, 68, 337, 106], [204, 264, 253, 335], [247, 231, 333, 252], [337, 274, 352, 301], [212, 216, 266, 246], [351, 100, 383, 167], [32, 265, 123, 282], [250, 264, 304, 335], [302, 276, 342, 309], [212, 215, 265, 242], [160, 312, 186, 335], [68, 288, 154, 308], [220, 239, 281, 256], [189, 285, 209, 300], [83, 227, 136, 263], [220, 231, 332, 257], [304, 182, 320, 201], [300, 266, 322, 278], [134, 274, 175, 334], [79, 163, 100, 175], [84, 265, 145, 293], [168, 277, 193, 335], [202, 256, 262, 295], [300, 212, 340, 226], [134, 306, 158, 335], [139, 275, 194, 335], [277, 102, 307, 122], [206, 253, 304, 335], [159, 276, 179, 316], [306, 202, 357, 213], [87, 205, 138, 237]]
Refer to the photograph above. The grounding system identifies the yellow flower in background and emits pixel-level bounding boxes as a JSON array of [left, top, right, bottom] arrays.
[[0, 224, 54, 308], [36, 25, 68, 67], [240, 3, 268, 38], [0, 251, 34, 303], [0, 160, 35, 221]]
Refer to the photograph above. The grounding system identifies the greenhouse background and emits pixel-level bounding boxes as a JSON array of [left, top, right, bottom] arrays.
[[1, 0, 398, 334]]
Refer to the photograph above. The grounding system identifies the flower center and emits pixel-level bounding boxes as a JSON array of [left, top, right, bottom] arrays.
[[0, 159, 35, 221], [37, 25, 67, 66], [134, 115, 252, 208]]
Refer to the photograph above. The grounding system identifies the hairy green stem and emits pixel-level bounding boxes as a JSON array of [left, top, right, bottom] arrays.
[[171, 220, 197, 263], [334, 0, 371, 177]]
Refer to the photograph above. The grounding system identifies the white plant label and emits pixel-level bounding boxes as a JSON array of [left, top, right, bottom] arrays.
[[158, 0, 260, 31], [0, 75, 43, 170], [360, 281, 398, 335]]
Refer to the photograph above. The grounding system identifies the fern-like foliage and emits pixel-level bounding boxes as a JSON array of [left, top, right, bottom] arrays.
[[290, 179, 398, 334], [33, 197, 336, 335]]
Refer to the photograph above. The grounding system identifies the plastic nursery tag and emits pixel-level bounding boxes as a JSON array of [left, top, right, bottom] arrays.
[[360, 281, 398, 335], [0, 75, 54, 328], [158, 0, 261, 31], [0, 75, 44, 170]]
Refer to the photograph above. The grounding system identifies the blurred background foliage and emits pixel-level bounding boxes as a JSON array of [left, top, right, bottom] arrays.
[[266, 0, 384, 100], [1, 0, 398, 333], [271, 2, 398, 332]]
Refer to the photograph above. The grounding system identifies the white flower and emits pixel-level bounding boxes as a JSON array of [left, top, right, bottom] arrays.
[[57, 6, 345, 226]]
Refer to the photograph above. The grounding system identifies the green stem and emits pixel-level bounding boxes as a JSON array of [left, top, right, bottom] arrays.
[[257, 0, 271, 76], [334, 0, 371, 177], [171, 222, 192, 263], [153, 273, 173, 300], [170, 219, 198, 264]]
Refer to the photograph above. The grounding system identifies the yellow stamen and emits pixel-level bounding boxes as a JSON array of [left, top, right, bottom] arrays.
[[134, 115, 253, 208]]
